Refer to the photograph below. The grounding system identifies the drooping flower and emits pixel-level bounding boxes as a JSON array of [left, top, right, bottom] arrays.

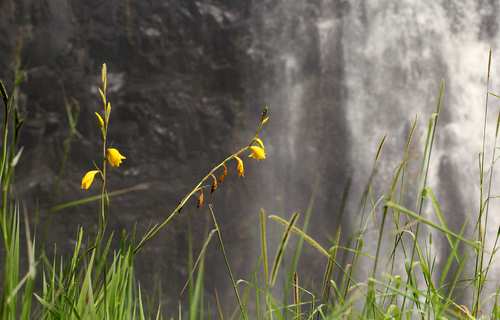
[[248, 146, 266, 161], [95, 112, 104, 129], [107, 148, 126, 167], [235, 156, 244, 177], [81, 170, 99, 189]]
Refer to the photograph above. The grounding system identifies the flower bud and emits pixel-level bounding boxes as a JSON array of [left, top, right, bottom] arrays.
[[95, 112, 104, 129]]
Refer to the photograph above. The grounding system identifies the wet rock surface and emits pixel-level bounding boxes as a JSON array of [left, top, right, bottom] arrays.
[[0, 0, 256, 315]]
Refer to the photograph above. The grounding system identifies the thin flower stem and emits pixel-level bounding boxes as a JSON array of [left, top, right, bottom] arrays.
[[98, 66, 108, 253], [135, 115, 268, 254], [134, 146, 249, 254]]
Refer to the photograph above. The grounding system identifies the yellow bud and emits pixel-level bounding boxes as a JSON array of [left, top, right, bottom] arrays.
[[95, 112, 104, 129], [99, 88, 105, 105], [106, 102, 111, 123], [102, 63, 107, 91], [254, 138, 265, 149]]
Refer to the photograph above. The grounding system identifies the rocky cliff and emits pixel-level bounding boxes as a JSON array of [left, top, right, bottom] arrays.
[[1, 0, 257, 315]]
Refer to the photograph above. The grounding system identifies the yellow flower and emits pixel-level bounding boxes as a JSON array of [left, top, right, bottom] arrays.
[[235, 156, 244, 177], [95, 112, 104, 129], [248, 146, 266, 160], [107, 148, 126, 167], [262, 117, 269, 124], [81, 170, 99, 189]]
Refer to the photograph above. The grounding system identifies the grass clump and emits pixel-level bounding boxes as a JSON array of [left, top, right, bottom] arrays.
[[1, 50, 500, 320]]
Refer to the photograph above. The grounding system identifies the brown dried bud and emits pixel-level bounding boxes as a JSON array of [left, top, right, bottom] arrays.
[[457, 305, 470, 316], [210, 174, 217, 195], [197, 189, 204, 208], [219, 164, 227, 183]]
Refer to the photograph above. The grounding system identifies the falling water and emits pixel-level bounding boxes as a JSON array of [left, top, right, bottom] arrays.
[[246, 0, 500, 307]]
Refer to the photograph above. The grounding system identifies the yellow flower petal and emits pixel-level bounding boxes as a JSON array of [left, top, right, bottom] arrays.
[[107, 148, 126, 167], [262, 117, 269, 124], [254, 138, 265, 149], [248, 146, 266, 161], [235, 156, 244, 177], [95, 112, 104, 129], [81, 170, 99, 189]]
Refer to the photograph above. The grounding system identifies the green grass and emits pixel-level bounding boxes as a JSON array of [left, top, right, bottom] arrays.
[[1, 50, 500, 320]]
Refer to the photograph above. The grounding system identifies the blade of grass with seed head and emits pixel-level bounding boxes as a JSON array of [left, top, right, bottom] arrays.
[[317, 226, 340, 319]]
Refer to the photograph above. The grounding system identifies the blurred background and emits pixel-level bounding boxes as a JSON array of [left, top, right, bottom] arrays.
[[0, 0, 499, 317]]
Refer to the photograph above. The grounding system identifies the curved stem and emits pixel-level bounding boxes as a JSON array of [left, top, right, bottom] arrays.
[[134, 110, 269, 255]]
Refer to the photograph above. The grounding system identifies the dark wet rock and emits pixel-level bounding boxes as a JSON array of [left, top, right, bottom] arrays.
[[0, 0, 253, 316]]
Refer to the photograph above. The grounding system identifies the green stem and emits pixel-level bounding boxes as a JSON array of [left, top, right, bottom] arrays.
[[97, 72, 108, 260], [210, 206, 247, 319], [134, 146, 250, 254]]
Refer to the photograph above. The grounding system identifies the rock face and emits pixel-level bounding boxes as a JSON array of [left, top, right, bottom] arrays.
[[0, 0, 258, 315]]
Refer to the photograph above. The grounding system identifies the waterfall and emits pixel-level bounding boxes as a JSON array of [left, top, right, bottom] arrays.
[[246, 0, 500, 306]]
